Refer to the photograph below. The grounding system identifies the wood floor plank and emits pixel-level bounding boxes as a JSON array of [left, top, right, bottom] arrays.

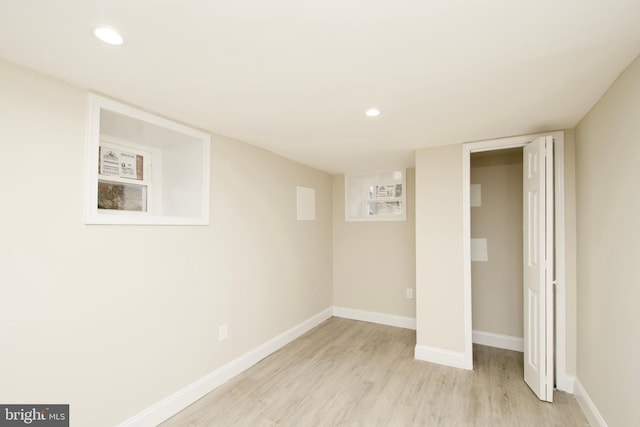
[[161, 318, 588, 426]]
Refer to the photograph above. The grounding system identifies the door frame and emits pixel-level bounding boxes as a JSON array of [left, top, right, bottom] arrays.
[[461, 131, 570, 392]]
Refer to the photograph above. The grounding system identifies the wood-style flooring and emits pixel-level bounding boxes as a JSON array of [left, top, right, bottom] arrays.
[[161, 317, 588, 426]]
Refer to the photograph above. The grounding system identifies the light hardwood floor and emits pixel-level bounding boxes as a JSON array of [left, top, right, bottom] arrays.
[[162, 318, 588, 426]]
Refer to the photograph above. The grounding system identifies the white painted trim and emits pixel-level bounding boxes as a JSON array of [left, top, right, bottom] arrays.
[[557, 375, 575, 395], [414, 345, 469, 370], [117, 307, 333, 427], [553, 137, 569, 392], [544, 135, 555, 401], [462, 131, 568, 391], [344, 170, 407, 222], [85, 93, 211, 225], [333, 306, 416, 330], [472, 330, 524, 352], [462, 146, 473, 370], [225, 307, 333, 379], [117, 365, 228, 427], [574, 378, 608, 427]]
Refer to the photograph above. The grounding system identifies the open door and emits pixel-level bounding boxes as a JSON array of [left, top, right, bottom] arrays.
[[523, 136, 554, 402]]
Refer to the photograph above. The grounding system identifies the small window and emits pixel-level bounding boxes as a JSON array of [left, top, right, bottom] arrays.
[[85, 95, 211, 225], [345, 170, 406, 222]]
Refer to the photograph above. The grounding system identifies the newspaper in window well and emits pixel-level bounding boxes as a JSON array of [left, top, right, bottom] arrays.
[[119, 151, 137, 179], [99, 147, 144, 180], [100, 148, 120, 177], [370, 184, 402, 199]]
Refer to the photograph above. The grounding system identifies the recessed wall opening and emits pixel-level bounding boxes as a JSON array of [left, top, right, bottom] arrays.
[[470, 148, 525, 354], [463, 132, 567, 403]]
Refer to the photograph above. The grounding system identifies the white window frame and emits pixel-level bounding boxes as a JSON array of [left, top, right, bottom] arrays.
[[84, 94, 211, 225], [345, 170, 407, 222]]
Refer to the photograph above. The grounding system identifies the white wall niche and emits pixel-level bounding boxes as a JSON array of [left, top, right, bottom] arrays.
[[85, 94, 211, 225], [345, 170, 407, 222]]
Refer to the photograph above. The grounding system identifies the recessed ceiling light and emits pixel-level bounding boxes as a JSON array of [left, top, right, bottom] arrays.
[[94, 27, 124, 46], [365, 108, 381, 117]]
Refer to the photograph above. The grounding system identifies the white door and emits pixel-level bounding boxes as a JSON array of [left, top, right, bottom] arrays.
[[523, 136, 554, 402]]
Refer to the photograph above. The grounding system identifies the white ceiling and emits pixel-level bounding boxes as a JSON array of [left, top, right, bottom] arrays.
[[1, 0, 639, 174]]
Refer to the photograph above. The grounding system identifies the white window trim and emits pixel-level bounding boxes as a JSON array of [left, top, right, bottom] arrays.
[[344, 170, 407, 222], [84, 94, 211, 225]]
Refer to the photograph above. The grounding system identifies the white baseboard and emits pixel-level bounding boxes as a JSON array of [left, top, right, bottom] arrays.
[[472, 330, 524, 352], [332, 308, 469, 371], [333, 306, 416, 330], [574, 378, 608, 427], [557, 374, 575, 394], [224, 308, 333, 379], [414, 344, 471, 370], [117, 307, 333, 427], [117, 363, 230, 427]]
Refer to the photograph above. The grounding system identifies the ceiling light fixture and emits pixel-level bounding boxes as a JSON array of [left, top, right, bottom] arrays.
[[94, 27, 124, 46], [365, 108, 381, 117]]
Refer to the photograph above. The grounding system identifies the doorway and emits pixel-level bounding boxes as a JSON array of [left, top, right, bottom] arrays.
[[461, 131, 569, 399], [470, 148, 524, 354]]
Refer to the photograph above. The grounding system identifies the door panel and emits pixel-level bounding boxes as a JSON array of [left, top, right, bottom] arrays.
[[523, 136, 554, 402]]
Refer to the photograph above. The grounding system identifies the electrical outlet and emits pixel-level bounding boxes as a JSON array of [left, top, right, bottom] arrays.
[[406, 288, 414, 299], [219, 324, 228, 342]]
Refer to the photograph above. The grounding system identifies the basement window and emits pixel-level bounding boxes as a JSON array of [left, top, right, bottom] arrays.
[[84, 94, 211, 225], [345, 170, 406, 222]]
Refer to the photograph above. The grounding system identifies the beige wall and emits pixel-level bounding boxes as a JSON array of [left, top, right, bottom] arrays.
[[0, 59, 333, 426], [415, 144, 465, 352], [470, 150, 523, 338], [332, 170, 416, 318], [575, 55, 640, 426]]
